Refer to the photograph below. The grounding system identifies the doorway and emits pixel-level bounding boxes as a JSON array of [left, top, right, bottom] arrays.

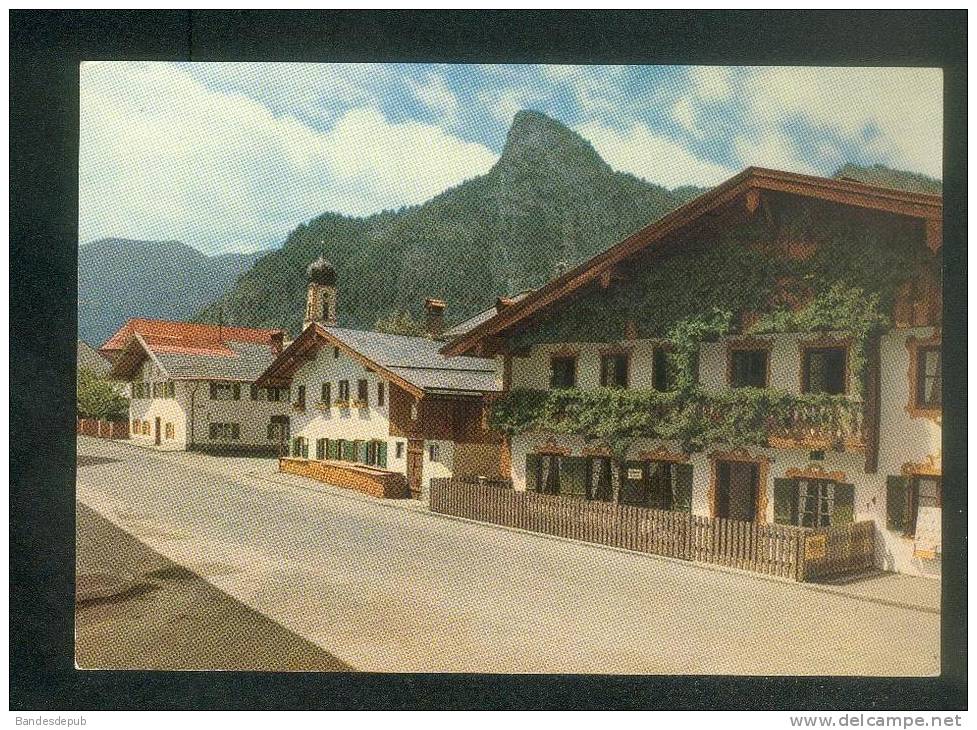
[[154, 416, 161, 446], [406, 439, 424, 499], [715, 460, 759, 521]]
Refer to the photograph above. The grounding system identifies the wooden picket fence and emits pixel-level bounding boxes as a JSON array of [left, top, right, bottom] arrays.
[[429, 478, 876, 582], [76, 418, 129, 439]]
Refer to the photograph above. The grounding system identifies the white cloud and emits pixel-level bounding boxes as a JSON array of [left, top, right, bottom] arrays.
[[739, 66, 942, 178], [80, 62, 497, 253], [576, 121, 735, 188], [687, 66, 733, 101], [407, 72, 461, 124]]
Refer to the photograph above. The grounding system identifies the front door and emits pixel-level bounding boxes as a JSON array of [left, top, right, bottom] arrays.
[[154, 417, 161, 446], [716, 460, 759, 521], [619, 460, 647, 506], [406, 439, 424, 499]]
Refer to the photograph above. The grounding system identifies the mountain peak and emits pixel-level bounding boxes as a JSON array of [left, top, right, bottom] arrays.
[[497, 110, 610, 173]]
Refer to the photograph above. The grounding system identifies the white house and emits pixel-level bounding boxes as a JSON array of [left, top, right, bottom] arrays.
[[442, 167, 943, 578], [256, 258, 503, 499], [103, 318, 290, 454]]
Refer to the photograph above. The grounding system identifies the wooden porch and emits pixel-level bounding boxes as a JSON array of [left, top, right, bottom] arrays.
[[430, 478, 876, 582]]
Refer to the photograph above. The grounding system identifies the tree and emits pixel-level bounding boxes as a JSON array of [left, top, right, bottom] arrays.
[[77, 367, 128, 420], [374, 310, 426, 337]]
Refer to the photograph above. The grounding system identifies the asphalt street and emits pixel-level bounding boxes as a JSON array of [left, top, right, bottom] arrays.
[[76, 436, 940, 674]]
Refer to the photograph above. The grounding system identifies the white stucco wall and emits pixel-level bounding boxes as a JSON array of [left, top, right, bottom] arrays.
[[507, 328, 942, 578], [288, 344, 397, 468], [128, 361, 289, 451]]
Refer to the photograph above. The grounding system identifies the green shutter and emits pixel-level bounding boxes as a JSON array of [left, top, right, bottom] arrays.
[[327, 439, 339, 459], [672, 463, 693, 512], [233, 383, 241, 400], [832, 483, 855, 525], [210, 382, 217, 399], [526, 455, 541, 492], [886, 476, 909, 532], [291, 437, 300, 457], [251, 384, 259, 400], [377, 441, 388, 468], [774, 478, 798, 525]]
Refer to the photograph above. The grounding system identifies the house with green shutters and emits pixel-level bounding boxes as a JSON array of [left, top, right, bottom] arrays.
[[442, 167, 943, 578]]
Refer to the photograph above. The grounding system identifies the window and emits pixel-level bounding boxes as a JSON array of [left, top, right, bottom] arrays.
[[550, 356, 576, 389], [357, 379, 369, 404], [803, 347, 847, 395], [906, 476, 942, 537], [429, 443, 441, 462], [152, 381, 174, 398], [251, 384, 259, 401], [132, 419, 139, 432], [254, 386, 286, 402], [210, 382, 240, 401], [209, 422, 240, 441], [377, 382, 385, 407], [396, 442, 405, 459], [338, 380, 350, 402], [730, 350, 768, 388], [142, 421, 150, 435], [797, 479, 835, 528], [316, 438, 326, 460], [164, 422, 174, 440], [410, 402, 419, 420], [775, 478, 854, 527], [525, 455, 588, 498], [327, 438, 340, 459], [267, 416, 289, 442], [321, 382, 331, 404], [619, 460, 694, 510], [291, 436, 308, 458], [333, 346, 340, 359], [916, 346, 942, 409], [653, 348, 677, 391], [295, 384, 306, 408], [599, 353, 629, 388]]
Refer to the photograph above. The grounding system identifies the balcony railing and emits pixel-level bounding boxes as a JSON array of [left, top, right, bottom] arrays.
[[490, 387, 865, 453]]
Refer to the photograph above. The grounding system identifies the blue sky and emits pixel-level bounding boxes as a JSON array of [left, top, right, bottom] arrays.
[[79, 62, 941, 255]]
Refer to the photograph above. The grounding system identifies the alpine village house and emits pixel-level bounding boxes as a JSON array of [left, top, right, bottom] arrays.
[[255, 257, 503, 499], [442, 167, 943, 579], [102, 319, 291, 454]]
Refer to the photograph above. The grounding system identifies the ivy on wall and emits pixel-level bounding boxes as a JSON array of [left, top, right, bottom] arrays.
[[490, 386, 863, 459], [509, 196, 931, 352]]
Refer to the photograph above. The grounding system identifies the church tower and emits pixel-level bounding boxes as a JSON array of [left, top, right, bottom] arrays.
[[304, 256, 338, 329]]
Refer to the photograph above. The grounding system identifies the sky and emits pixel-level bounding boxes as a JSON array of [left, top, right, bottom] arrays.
[[79, 62, 942, 255]]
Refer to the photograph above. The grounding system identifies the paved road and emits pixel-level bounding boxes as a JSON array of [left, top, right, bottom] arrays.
[[76, 502, 350, 671], [76, 437, 940, 674]]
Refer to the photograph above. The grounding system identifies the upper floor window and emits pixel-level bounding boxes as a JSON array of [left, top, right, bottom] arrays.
[[210, 382, 240, 401], [321, 382, 331, 404], [916, 346, 942, 409], [730, 349, 768, 389], [333, 346, 340, 359], [295, 384, 306, 408], [802, 347, 847, 395], [550, 356, 577, 389], [652, 348, 677, 392], [357, 379, 369, 404], [338, 379, 350, 402], [377, 382, 385, 407], [599, 353, 629, 388]]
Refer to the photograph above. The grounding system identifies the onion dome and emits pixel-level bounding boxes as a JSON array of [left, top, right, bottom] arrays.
[[306, 256, 336, 286]]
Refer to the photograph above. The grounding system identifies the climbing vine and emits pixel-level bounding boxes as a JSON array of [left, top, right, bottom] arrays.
[[490, 386, 863, 457]]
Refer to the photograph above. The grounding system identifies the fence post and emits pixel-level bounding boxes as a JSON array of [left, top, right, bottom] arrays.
[[795, 531, 806, 582]]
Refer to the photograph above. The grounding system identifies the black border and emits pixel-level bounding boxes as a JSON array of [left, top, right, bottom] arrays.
[[9, 9, 967, 711]]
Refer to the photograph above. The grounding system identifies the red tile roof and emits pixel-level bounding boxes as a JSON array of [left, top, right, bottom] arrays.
[[100, 318, 282, 358]]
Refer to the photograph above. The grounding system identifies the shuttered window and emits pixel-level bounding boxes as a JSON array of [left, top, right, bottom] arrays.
[[774, 478, 854, 527], [599, 354, 629, 388], [316, 438, 326, 460], [338, 380, 350, 401], [321, 382, 331, 404], [550, 357, 576, 389], [730, 350, 768, 388], [357, 379, 369, 404], [377, 382, 385, 406]]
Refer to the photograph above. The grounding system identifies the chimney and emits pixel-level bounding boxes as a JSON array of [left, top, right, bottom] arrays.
[[495, 296, 515, 313], [270, 331, 285, 356], [423, 298, 446, 338]]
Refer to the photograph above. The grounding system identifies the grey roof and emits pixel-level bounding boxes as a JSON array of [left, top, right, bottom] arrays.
[[77, 339, 111, 374], [325, 326, 500, 394], [442, 291, 532, 339], [155, 341, 278, 382]]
